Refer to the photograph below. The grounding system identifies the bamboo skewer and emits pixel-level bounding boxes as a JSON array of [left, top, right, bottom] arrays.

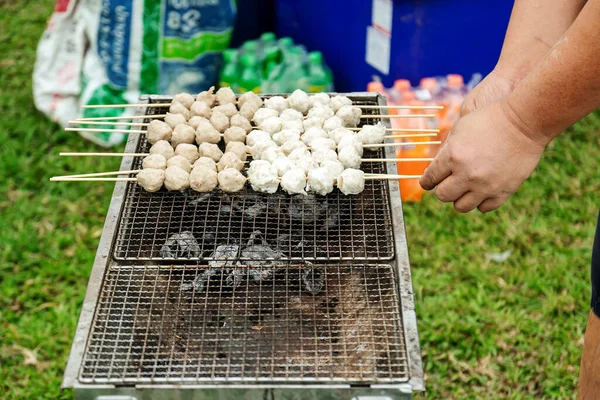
[[360, 114, 435, 119], [364, 174, 422, 179], [65, 127, 146, 134], [82, 103, 442, 110], [347, 127, 438, 133], [69, 121, 150, 127], [72, 114, 167, 121], [384, 133, 437, 139], [51, 177, 137, 182], [60, 152, 150, 157], [363, 141, 441, 148], [51, 170, 140, 180]]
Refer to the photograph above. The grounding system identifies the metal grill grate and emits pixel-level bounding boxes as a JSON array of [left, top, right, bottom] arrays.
[[112, 99, 395, 262], [79, 264, 408, 384]]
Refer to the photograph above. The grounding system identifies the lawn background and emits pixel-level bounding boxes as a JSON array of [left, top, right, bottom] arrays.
[[1, 1, 598, 399]]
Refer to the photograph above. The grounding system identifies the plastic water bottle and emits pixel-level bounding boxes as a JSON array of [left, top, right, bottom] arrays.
[[238, 54, 261, 93], [219, 49, 239, 90], [307, 51, 332, 92]]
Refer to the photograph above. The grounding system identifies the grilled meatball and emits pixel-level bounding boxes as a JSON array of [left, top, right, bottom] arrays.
[[164, 165, 190, 191], [217, 168, 247, 193], [171, 124, 196, 147], [173, 93, 195, 109], [166, 155, 192, 173], [174, 143, 199, 164], [169, 101, 191, 120], [217, 152, 244, 172], [142, 154, 167, 170], [230, 113, 252, 133], [196, 86, 216, 107], [190, 101, 212, 119], [193, 156, 217, 172], [164, 112, 188, 129], [198, 142, 223, 162], [147, 120, 173, 144], [189, 166, 218, 193], [213, 103, 238, 118], [225, 141, 247, 162], [337, 168, 364, 195], [137, 168, 164, 192], [149, 140, 175, 160], [223, 126, 247, 144], [210, 111, 230, 133], [216, 87, 237, 105]]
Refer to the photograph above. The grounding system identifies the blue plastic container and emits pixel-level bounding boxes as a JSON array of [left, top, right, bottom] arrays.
[[276, 0, 513, 91]]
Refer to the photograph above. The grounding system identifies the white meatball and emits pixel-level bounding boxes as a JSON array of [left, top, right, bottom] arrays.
[[306, 167, 335, 196], [308, 105, 334, 120], [174, 143, 199, 164], [216, 87, 237, 105], [248, 160, 279, 193], [246, 130, 271, 147], [320, 160, 345, 178], [189, 166, 218, 193], [164, 112, 188, 129], [137, 168, 164, 192], [193, 156, 217, 172], [310, 137, 337, 152], [312, 149, 338, 165], [195, 122, 221, 145], [213, 103, 238, 118], [272, 157, 294, 177], [173, 93, 195, 109], [281, 168, 307, 195], [357, 122, 386, 145], [166, 155, 192, 173], [336, 105, 362, 127], [272, 129, 301, 146], [164, 165, 190, 191], [258, 116, 284, 134], [301, 127, 328, 146], [188, 116, 208, 130], [260, 146, 284, 163], [293, 156, 319, 174], [239, 102, 260, 121], [218, 168, 247, 193], [338, 146, 362, 169], [190, 101, 212, 119], [210, 111, 230, 133], [149, 140, 175, 160], [323, 116, 344, 132], [311, 93, 331, 107], [279, 108, 304, 121], [303, 117, 324, 130], [169, 101, 191, 119], [281, 139, 307, 156], [287, 89, 311, 114], [337, 134, 363, 156], [238, 91, 263, 109], [198, 142, 223, 162], [171, 124, 196, 147], [225, 141, 248, 162], [142, 154, 167, 170], [196, 86, 216, 107], [337, 168, 365, 195], [217, 152, 244, 172], [264, 96, 289, 113], [230, 113, 252, 133], [330, 95, 352, 112], [223, 126, 247, 144], [282, 119, 305, 133], [147, 120, 173, 144], [248, 139, 278, 159], [252, 108, 279, 125], [328, 127, 354, 144]]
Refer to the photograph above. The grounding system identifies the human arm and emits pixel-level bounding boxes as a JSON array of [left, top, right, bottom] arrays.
[[420, 0, 600, 213], [461, 0, 587, 116]]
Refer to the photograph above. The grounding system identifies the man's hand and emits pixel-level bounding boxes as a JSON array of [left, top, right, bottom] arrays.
[[420, 101, 547, 213], [460, 70, 515, 117]]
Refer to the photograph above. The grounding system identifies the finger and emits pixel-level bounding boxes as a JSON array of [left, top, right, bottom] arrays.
[[453, 192, 486, 213], [434, 176, 468, 203], [419, 148, 451, 191], [477, 197, 507, 213]]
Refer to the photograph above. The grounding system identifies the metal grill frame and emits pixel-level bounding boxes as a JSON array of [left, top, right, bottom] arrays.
[[62, 93, 423, 398]]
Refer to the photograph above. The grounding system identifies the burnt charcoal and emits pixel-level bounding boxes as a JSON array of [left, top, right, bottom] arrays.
[[160, 231, 200, 258], [208, 245, 240, 268], [287, 195, 328, 221], [302, 268, 325, 295], [225, 268, 245, 288]]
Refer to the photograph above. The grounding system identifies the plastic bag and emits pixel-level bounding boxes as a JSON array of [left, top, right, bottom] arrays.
[[33, 0, 236, 147]]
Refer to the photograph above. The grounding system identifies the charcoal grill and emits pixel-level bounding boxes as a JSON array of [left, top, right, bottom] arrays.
[[62, 93, 424, 399]]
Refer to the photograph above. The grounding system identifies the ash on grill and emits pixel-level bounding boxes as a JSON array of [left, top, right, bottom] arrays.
[[81, 264, 406, 383]]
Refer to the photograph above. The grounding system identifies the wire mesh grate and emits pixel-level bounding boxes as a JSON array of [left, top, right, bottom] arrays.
[[79, 264, 408, 384], [112, 98, 395, 262]]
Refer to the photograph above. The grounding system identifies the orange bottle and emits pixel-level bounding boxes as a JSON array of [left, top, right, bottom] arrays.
[[396, 100, 436, 202]]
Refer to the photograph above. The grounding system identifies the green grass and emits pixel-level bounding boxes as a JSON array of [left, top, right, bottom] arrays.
[[0, 1, 598, 399]]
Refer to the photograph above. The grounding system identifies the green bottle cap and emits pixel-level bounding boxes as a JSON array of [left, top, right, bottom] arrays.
[[223, 49, 237, 63], [278, 37, 294, 48], [242, 40, 258, 53], [260, 32, 276, 43], [308, 51, 323, 64]]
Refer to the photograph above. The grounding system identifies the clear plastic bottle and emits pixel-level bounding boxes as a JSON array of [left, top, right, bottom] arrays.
[[307, 51, 332, 92], [238, 54, 262, 93], [219, 49, 239, 90]]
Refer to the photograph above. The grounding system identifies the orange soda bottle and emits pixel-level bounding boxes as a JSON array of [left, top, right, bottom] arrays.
[[395, 100, 437, 202]]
